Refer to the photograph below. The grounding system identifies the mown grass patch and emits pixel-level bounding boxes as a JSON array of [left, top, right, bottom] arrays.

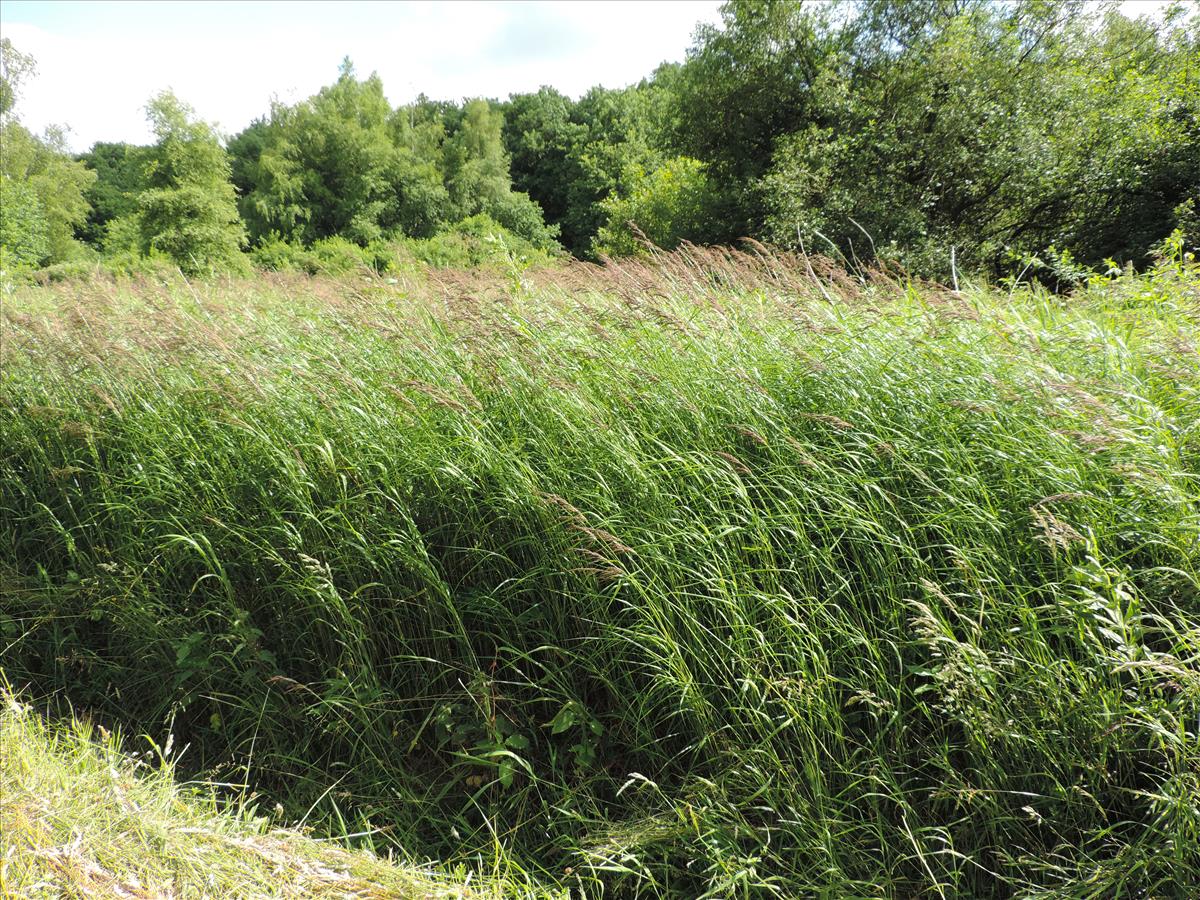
[[0, 685, 548, 898]]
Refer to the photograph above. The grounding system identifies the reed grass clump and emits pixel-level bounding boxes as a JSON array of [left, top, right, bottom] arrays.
[[2, 247, 1198, 897]]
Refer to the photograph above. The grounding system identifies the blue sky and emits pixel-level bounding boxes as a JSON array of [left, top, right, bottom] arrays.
[[2, 1, 723, 151]]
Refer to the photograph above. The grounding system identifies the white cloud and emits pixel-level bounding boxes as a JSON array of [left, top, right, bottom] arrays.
[[4, 1, 723, 152]]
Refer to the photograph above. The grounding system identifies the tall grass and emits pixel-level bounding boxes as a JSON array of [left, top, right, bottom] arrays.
[[2, 247, 1198, 897]]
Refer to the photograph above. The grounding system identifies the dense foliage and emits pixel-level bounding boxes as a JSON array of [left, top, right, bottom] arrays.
[[2, 1, 1195, 279], [743, 0, 1200, 278], [75, 141, 153, 247], [3, 248, 1197, 897], [133, 91, 249, 274]]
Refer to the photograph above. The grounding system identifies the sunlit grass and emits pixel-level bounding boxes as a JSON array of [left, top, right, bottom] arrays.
[[0, 684, 549, 898], [2, 246, 1198, 897]]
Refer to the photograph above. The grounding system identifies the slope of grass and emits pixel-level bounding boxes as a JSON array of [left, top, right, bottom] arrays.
[[0, 686, 543, 898], [2, 247, 1198, 897]]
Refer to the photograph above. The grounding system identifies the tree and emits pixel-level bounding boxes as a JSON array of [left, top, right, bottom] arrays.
[[501, 87, 589, 248], [527, 81, 678, 257], [1, 40, 95, 269], [0, 37, 36, 119], [441, 98, 559, 249], [231, 63, 559, 251], [666, 0, 1199, 276], [137, 91, 247, 273], [1038, 4, 1200, 268], [0, 39, 46, 270], [76, 142, 154, 247], [443, 99, 509, 212], [233, 62, 454, 245], [669, 0, 849, 187], [0, 174, 48, 269]]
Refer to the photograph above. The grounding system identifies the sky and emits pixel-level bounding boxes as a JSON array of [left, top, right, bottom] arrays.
[[2, 0, 724, 152], [2, 0, 1170, 154]]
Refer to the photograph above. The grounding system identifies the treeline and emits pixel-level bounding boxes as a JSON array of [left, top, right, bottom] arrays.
[[2, 0, 1197, 281]]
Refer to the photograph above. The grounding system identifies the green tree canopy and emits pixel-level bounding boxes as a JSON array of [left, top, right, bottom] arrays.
[[11, 4, 1198, 278], [136, 91, 247, 273], [229, 63, 558, 251], [0, 37, 36, 118], [667, 0, 1200, 276], [237, 61, 439, 244], [501, 87, 585, 241], [75, 141, 154, 247], [1, 39, 96, 269]]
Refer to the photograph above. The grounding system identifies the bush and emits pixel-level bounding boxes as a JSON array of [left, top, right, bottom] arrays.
[[101, 214, 143, 256], [251, 235, 389, 276], [34, 258, 106, 284], [396, 214, 558, 269], [249, 235, 311, 272], [307, 236, 374, 274], [594, 156, 718, 256], [482, 191, 561, 251]]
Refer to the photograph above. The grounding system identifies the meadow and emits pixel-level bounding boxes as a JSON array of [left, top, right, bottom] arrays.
[[2, 245, 1198, 898]]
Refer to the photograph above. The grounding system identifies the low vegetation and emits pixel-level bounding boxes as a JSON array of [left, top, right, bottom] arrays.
[[0, 685, 546, 898], [3, 241, 1197, 897]]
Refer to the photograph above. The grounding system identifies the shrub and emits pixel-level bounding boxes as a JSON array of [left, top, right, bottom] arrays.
[[594, 156, 717, 256], [483, 190, 561, 251], [396, 214, 557, 269]]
